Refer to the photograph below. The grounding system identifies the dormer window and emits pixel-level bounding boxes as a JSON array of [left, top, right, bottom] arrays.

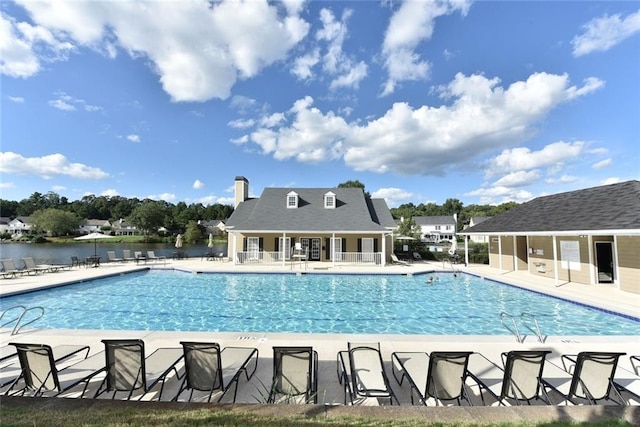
[[287, 191, 299, 209], [324, 191, 336, 209]]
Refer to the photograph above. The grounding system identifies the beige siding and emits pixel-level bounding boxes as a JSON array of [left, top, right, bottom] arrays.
[[617, 236, 640, 294], [488, 236, 515, 270]]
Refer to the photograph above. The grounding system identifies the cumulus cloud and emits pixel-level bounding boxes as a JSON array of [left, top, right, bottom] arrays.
[[601, 177, 622, 185], [485, 141, 586, 178], [10, 0, 309, 102], [240, 72, 602, 176], [370, 187, 415, 208], [492, 170, 542, 188], [193, 179, 205, 189], [592, 158, 612, 169], [126, 134, 140, 143], [101, 189, 119, 197], [291, 48, 320, 80], [572, 9, 640, 57], [146, 192, 177, 202], [545, 175, 577, 184], [380, 0, 471, 95], [0, 152, 109, 179], [464, 186, 534, 205], [8, 96, 24, 103], [52, 185, 66, 191], [0, 181, 15, 189]]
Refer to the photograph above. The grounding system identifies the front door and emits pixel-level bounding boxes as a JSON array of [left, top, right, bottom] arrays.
[[595, 242, 614, 283], [300, 238, 321, 261]]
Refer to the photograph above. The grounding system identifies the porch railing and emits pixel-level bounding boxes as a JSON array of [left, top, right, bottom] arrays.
[[234, 251, 383, 265]]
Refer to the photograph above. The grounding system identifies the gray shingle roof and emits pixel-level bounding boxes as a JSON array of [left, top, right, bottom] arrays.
[[414, 216, 456, 226], [464, 180, 640, 234], [226, 187, 394, 233]]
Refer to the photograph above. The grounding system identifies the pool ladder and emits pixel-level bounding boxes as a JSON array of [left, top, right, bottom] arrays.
[[500, 312, 545, 343], [0, 305, 45, 335]]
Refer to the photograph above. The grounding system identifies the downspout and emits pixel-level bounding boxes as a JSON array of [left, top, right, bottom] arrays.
[[552, 235, 559, 286]]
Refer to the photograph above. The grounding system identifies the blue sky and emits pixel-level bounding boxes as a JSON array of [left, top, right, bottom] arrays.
[[1, 1, 639, 208]]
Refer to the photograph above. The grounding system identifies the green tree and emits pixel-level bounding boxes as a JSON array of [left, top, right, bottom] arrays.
[[30, 208, 80, 237], [128, 201, 166, 240], [337, 180, 370, 198], [183, 220, 204, 244]]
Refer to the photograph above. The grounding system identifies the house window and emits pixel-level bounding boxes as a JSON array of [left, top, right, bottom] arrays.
[[324, 191, 336, 209], [435, 225, 441, 230], [287, 191, 298, 209]]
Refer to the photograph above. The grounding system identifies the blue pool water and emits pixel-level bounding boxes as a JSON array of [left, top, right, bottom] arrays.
[[1, 271, 638, 335]]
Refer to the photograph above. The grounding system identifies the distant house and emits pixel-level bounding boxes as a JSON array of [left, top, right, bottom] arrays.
[[0, 217, 10, 235], [225, 176, 397, 266], [413, 215, 457, 243], [8, 216, 32, 237], [112, 219, 141, 236], [199, 220, 226, 236], [465, 217, 491, 243], [461, 180, 640, 295], [78, 219, 111, 235]]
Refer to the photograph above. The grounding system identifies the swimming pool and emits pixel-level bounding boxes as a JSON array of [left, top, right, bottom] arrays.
[[1, 271, 638, 335]]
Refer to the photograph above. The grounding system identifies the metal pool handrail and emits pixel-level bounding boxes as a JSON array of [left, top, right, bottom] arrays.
[[0, 305, 45, 335], [500, 312, 523, 343]]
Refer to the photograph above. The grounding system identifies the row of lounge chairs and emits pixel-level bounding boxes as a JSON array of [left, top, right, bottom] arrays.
[[107, 250, 166, 264], [0, 258, 72, 278], [2, 340, 638, 405]]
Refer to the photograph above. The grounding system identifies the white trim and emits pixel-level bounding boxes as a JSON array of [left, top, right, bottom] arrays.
[[286, 191, 298, 209]]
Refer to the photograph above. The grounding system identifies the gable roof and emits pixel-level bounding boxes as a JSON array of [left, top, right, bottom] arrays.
[[226, 187, 395, 233], [463, 180, 640, 236]]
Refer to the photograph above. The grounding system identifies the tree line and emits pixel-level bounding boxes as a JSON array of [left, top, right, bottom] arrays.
[[1, 183, 519, 238]]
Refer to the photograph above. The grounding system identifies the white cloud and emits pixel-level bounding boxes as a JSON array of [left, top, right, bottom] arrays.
[[464, 186, 534, 205], [8, 96, 24, 103], [601, 177, 622, 186], [572, 9, 640, 57], [193, 179, 205, 190], [228, 119, 256, 129], [486, 141, 586, 178], [126, 134, 140, 143], [146, 192, 177, 202], [545, 175, 577, 184], [380, 0, 470, 95], [48, 92, 101, 112], [291, 48, 320, 80], [240, 73, 602, 176], [101, 189, 119, 197], [0, 181, 15, 189], [592, 158, 612, 169], [13, 0, 310, 102], [493, 170, 542, 188], [52, 185, 66, 191], [49, 98, 75, 111], [0, 152, 109, 179], [371, 187, 414, 208]]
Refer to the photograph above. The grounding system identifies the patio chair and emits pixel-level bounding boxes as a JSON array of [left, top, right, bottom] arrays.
[[391, 351, 473, 406], [412, 252, 424, 262], [467, 351, 552, 406], [122, 250, 136, 262], [268, 346, 318, 404], [70, 256, 86, 268], [631, 355, 640, 376], [22, 257, 52, 274], [146, 251, 166, 265], [390, 254, 410, 266], [544, 351, 626, 405], [3, 343, 96, 396], [1, 259, 29, 278], [94, 339, 183, 400], [106, 251, 123, 263], [337, 342, 397, 405], [173, 341, 258, 403]]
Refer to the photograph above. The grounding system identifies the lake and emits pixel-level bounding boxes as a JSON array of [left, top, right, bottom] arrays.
[[0, 242, 227, 265]]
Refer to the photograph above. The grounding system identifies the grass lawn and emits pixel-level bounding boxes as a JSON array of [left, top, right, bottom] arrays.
[[0, 401, 634, 427]]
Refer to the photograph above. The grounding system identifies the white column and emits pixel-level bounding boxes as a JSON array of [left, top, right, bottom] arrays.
[[552, 235, 559, 286], [464, 236, 469, 266], [587, 235, 595, 285], [282, 232, 286, 267], [513, 235, 518, 271], [232, 233, 238, 265], [381, 233, 386, 266], [332, 233, 336, 268], [498, 236, 503, 271]]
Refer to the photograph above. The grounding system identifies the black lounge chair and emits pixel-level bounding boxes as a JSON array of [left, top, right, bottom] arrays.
[[95, 339, 183, 400], [468, 350, 552, 406], [392, 351, 473, 406], [338, 342, 397, 405], [173, 341, 258, 403], [269, 346, 318, 404]]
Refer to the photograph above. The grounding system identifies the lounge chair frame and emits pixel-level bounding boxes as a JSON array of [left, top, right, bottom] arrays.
[[269, 346, 318, 404], [392, 351, 473, 406], [338, 342, 397, 405], [556, 352, 626, 405], [95, 339, 183, 401], [174, 341, 258, 403], [4, 343, 92, 397]]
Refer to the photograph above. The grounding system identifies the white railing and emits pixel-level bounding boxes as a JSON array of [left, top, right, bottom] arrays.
[[234, 251, 382, 265]]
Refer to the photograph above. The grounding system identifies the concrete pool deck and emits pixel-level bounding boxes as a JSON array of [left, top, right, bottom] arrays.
[[1, 258, 639, 423]]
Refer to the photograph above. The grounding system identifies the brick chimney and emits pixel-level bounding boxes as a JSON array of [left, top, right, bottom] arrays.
[[234, 176, 249, 208]]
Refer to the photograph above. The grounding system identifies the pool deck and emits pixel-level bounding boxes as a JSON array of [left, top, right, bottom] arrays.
[[1, 258, 639, 423]]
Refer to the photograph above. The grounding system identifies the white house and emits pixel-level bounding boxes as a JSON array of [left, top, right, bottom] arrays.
[[78, 219, 111, 235], [465, 217, 491, 243], [8, 216, 31, 237], [413, 215, 457, 243]]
